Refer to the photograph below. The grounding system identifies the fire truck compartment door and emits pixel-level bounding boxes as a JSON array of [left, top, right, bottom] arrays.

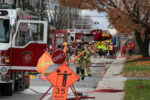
[[8, 20, 48, 68]]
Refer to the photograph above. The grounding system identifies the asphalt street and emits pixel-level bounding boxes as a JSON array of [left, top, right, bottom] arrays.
[[0, 58, 114, 100]]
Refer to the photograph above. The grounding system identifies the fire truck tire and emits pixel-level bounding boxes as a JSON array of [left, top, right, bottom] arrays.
[[2, 83, 14, 96], [17, 84, 25, 91]]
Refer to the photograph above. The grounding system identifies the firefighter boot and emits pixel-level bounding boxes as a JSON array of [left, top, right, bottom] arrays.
[[76, 68, 80, 81], [81, 69, 85, 80], [88, 72, 92, 77]]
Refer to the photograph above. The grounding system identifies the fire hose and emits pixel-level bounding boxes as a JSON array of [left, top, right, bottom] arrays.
[[28, 85, 124, 100]]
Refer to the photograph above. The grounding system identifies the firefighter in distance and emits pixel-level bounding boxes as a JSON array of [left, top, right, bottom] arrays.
[[75, 40, 86, 80]]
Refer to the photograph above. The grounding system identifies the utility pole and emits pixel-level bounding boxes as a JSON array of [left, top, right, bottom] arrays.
[[68, 6, 71, 29], [39, 0, 45, 20], [22, 0, 25, 11], [54, 5, 56, 29], [47, 0, 51, 23], [39, 0, 42, 20], [13, 0, 16, 9]]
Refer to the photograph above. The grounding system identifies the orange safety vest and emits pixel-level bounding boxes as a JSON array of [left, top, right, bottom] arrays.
[[128, 43, 133, 50], [121, 45, 126, 52]]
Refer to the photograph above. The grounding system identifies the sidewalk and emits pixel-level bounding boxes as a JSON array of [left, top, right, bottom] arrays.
[[90, 57, 127, 100]]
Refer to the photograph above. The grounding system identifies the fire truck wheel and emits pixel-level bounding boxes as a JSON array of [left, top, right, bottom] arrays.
[[17, 84, 25, 91], [2, 83, 14, 96]]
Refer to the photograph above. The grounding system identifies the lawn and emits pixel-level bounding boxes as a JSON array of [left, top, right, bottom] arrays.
[[124, 79, 150, 100], [122, 58, 150, 77]]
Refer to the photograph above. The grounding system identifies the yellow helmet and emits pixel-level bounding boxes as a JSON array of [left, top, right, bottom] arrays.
[[64, 42, 68, 45]]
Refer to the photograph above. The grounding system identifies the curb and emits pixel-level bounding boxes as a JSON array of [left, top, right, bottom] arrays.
[[89, 55, 127, 100]]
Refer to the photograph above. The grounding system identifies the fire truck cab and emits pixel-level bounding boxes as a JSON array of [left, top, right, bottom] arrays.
[[0, 9, 48, 95]]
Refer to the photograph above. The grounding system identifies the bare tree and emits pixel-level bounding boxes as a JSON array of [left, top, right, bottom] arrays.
[[50, 6, 74, 30]]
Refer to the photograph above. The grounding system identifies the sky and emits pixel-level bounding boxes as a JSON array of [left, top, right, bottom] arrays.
[[81, 10, 118, 36], [81, 10, 109, 30]]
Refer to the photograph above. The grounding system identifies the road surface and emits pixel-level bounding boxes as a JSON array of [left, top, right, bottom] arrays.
[[0, 58, 114, 100]]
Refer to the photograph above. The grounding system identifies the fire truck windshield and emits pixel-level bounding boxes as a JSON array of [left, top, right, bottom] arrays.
[[0, 19, 10, 43]]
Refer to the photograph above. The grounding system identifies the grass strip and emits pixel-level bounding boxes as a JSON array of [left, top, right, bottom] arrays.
[[124, 79, 150, 100], [122, 58, 150, 77]]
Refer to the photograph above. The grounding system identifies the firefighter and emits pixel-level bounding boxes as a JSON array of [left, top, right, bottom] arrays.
[[65, 43, 72, 66], [92, 41, 97, 58], [75, 40, 86, 80], [57, 45, 62, 50], [121, 43, 127, 57], [102, 44, 105, 57], [128, 41, 134, 56], [103, 43, 108, 58], [97, 42, 103, 57], [108, 42, 114, 58], [49, 45, 53, 55], [105, 43, 109, 58], [84, 42, 94, 77]]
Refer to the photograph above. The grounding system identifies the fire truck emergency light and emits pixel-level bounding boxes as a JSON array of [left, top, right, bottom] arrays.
[[5, 57, 10, 64]]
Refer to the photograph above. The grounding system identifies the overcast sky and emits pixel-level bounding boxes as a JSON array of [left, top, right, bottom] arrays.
[[81, 10, 118, 36], [81, 10, 109, 30]]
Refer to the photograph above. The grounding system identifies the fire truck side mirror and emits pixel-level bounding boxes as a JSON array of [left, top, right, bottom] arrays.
[[10, 16, 16, 27]]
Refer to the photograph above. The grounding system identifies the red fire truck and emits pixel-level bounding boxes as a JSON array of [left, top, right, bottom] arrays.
[[0, 9, 48, 95], [0, 9, 93, 96], [70, 32, 84, 49], [49, 29, 86, 52], [90, 29, 112, 41], [49, 29, 69, 51]]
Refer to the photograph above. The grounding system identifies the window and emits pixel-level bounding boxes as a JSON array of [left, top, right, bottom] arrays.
[[0, 19, 10, 43], [15, 22, 44, 46]]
